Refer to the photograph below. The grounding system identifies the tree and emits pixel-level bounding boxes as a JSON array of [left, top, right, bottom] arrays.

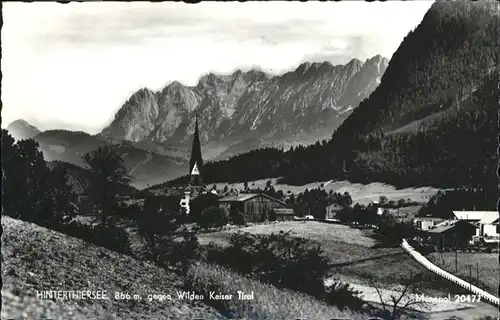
[[44, 164, 78, 225], [367, 273, 431, 320], [190, 193, 220, 223], [379, 196, 388, 204], [198, 207, 228, 229], [82, 145, 132, 227], [232, 211, 246, 226], [1, 131, 76, 226], [266, 180, 272, 189], [134, 197, 184, 262]]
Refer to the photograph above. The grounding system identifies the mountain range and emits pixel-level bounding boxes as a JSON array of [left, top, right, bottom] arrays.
[[100, 55, 388, 159], [162, 0, 499, 190], [6, 56, 388, 188]]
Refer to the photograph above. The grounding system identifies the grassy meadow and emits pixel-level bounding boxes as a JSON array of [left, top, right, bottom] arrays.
[[186, 262, 370, 320], [427, 252, 499, 296], [213, 178, 440, 206], [197, 221, 454, 296]]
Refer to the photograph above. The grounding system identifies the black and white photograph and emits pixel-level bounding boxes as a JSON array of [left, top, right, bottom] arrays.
[[1, 1, 499, 319]]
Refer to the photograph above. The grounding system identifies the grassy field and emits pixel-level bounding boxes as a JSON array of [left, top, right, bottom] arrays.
[[197, 221, 455, 296], [213, 178, 440, 206], [198, 221, 377, 247], [186, 262, 370, 320], [426, 252, 499, 296], [1, 216, 225, 320]]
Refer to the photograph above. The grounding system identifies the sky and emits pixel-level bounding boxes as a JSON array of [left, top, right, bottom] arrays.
[[2, 1, 434, 134]]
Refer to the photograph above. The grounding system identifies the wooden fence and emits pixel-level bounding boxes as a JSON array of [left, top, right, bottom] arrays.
[[401, 239, 499, 307]]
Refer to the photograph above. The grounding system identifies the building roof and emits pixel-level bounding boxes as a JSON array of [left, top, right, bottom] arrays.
[[477, 213, 499, 225], [272, 208, 295, 215], [427, 219, 476, 234], [326, 202, 345, 209], [218, 192, 287, 205], [414, 217, 445, 221], [452, 211, 498, 221]]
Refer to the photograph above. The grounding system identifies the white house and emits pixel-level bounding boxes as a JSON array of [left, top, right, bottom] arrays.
[[413, 217, 445, 231], [325, 202, 346, 219], [476, 215, 499, 237], [179, 190, 191, 214], [452, 211, 499, 237]]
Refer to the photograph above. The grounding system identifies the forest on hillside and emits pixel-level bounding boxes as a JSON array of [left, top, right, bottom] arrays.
[[166, 1, 499, 195]]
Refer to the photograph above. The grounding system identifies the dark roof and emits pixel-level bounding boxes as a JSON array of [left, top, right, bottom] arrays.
[[414, 217, 445, 221], [326, 202, 346, 208], [218, 192, 287, 205], [272, 208, 295, 215]]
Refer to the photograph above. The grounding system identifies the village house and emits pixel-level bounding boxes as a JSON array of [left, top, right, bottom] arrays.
[[413, 217, 445, 231], [426, 219, 477, 249], [218, 193, 289, 223], [476, 215, 499, 237], [452, 211, 499, 237], [325, 202, 346, 219], [271, 208, 295, 221]]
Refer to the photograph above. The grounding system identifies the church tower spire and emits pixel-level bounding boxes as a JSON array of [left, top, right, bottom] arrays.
[[189, 114, 203, 185]]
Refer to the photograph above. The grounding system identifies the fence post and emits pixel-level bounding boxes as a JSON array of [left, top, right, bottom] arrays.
[[469, 265, 472, 292], [476, 261, 479, 282]]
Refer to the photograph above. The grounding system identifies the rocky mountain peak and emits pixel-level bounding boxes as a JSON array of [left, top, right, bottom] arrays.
[[101, 56, 388, 148], [6, 119, 42, 140]]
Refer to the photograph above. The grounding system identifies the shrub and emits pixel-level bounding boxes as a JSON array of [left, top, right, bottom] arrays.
[[325, 281, 364, 311]]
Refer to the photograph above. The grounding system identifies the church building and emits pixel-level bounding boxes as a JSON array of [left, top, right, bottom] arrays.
[[189, 115, 203, 186], [180, 115, 205, 214]]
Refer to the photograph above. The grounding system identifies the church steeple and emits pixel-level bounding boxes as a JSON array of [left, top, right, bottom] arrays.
[[189, 114, 203, 185]]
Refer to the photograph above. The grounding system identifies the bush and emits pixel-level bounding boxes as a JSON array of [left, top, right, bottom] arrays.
[[231, 211, 246, 226], [54, 221, 132, 255], [325, 281, 364, 311], [269, 210, 277, 222], [190, 193, 220, 222], [207, 231, 330, 297], [168, 232, 202, 273], [198, 207, 228, 229], [374, 215, 421, 246]]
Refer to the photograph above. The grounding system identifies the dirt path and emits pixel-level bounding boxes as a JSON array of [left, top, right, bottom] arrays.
[[324, 279, 476, 314]]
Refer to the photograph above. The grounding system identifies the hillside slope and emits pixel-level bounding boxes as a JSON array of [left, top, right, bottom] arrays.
[[1, 216, 225, 320], [333, 0, 499, 137], [31, 130, 188, 189]]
